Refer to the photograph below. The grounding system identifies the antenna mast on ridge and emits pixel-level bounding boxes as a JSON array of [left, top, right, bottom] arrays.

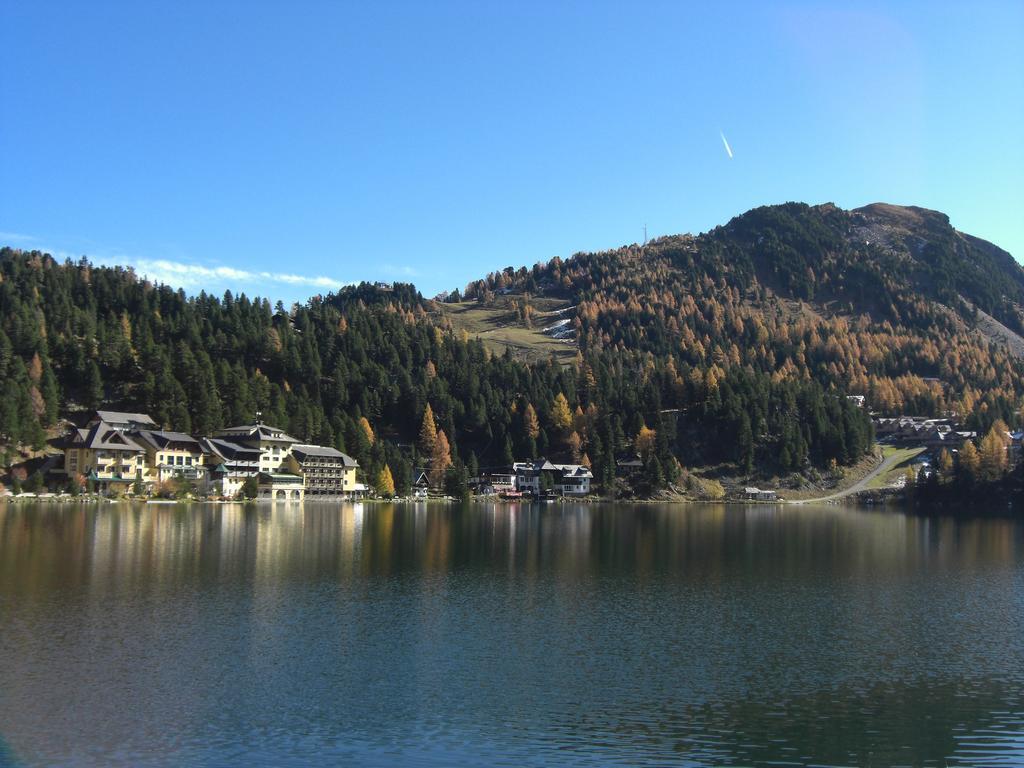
[[643, 224, 648, 247]]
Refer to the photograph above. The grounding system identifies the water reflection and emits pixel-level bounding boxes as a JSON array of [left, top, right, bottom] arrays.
[[0, 501, 1022, 767]]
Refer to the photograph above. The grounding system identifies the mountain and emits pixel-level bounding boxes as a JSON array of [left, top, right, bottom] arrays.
[[0, 202, 1019, 495], [460, 201, 1024, 420]]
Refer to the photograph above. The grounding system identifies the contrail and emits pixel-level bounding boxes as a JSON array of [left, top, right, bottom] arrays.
[[720, 131, 734, 159]]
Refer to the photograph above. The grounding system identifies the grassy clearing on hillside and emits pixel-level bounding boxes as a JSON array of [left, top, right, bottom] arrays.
[[433, 296, 577, 364], [865, 446, 927, 489]]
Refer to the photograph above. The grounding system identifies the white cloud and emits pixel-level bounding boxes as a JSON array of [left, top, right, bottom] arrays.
[[131, 258, 347, 292], [1, 233, 350, 296]]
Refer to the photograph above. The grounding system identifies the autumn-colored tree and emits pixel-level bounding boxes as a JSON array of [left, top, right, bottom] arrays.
[[937, 449, 954, 480], [419, 403, 437, 456], [358, 416, 375, 445], [958, 440, 980, 482], [635, 425, 656, 457], [376, 464, 395, 497], [978, 426, 1008, 482], [567, 431, 582, 462], [430, 429, 453, 486], [28, 353, 42, 383], [523, 403, 540, 440], [551, 392, 572, 433]]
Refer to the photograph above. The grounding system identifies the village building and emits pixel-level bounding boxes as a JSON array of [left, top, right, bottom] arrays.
[[286, 444, 361, 498], [63, 420, 147, 493], [513, 459, 593, 496], [256, 471, 305, 502], [198, 437, 262, 498], [615, 455, 644, 477], [411, 469, 430, 497], [485, 471, 516, 493], [213, 421, 299, 473], [134, 430, 205, 486]]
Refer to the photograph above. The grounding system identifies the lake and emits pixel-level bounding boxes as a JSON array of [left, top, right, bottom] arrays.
[[0, 501, 1022, 767]]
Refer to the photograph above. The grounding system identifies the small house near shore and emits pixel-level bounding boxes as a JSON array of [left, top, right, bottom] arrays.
[[744, 487, 777, 502]]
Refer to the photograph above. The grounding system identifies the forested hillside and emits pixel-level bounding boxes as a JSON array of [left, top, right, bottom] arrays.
[[464, 202, 1024, 433], [6, 201, 1018, 494]]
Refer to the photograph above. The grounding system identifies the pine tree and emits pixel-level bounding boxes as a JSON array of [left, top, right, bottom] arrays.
[[85, 360, 104, 410]]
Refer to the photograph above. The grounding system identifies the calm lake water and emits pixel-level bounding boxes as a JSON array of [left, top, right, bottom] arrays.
[[0, 501, 1022, 767]]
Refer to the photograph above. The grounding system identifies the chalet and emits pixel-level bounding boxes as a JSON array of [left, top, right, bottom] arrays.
[[411, 468, 431, 496], [134, 430, 205, 485], [256, 472, 305, 502], [213, 421, 299, 473], [198, 437, 261, 498], [615, 456, 643, 477], [513, 459, 593, 496], [744, 487, 777, 502], [63, 421, 147, 493], [286, 444, 360, 498]]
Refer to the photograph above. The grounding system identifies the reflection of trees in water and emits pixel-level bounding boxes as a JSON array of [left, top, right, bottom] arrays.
[[1, 502, 1023, 766], [2, 502, 1023, 591]]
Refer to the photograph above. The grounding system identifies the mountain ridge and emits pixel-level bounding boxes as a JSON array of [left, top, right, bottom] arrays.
[[1, 200, 1020, 496]]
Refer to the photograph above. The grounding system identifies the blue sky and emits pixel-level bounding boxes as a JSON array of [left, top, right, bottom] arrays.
[[2, 1, 1022, 303]]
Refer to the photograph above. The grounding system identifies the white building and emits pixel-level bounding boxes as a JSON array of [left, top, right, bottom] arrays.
[[213, 421, 300, 473], [513, 459, 593, 496]]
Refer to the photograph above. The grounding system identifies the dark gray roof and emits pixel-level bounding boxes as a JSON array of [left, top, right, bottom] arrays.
[[73, 422, 144, 452], [93, 410, 157, 427], [291, 444, 358, 466], [199, 437, 262, 461], [134, 430, 200, 451], [215, 424, 299, 443]]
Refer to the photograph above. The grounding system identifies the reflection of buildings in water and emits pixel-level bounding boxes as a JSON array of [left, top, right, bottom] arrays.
[[336, 503, 360, 579]]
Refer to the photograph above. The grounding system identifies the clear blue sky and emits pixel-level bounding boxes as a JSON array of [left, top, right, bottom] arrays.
[[2, 1, 1022, 303]]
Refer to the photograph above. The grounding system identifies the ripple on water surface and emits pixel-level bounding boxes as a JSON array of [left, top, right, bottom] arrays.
[[0, 501, 1022, 767]]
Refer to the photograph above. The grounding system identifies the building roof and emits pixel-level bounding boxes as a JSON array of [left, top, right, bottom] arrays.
[[92, 410, 157, 428], [215, 423, 299, 444], [134, 430, 200, 451], [199, 437, 262, 461], [73, 421, 145, 452], [513, 459, 593, 478], [291, 444, 358, 466]]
